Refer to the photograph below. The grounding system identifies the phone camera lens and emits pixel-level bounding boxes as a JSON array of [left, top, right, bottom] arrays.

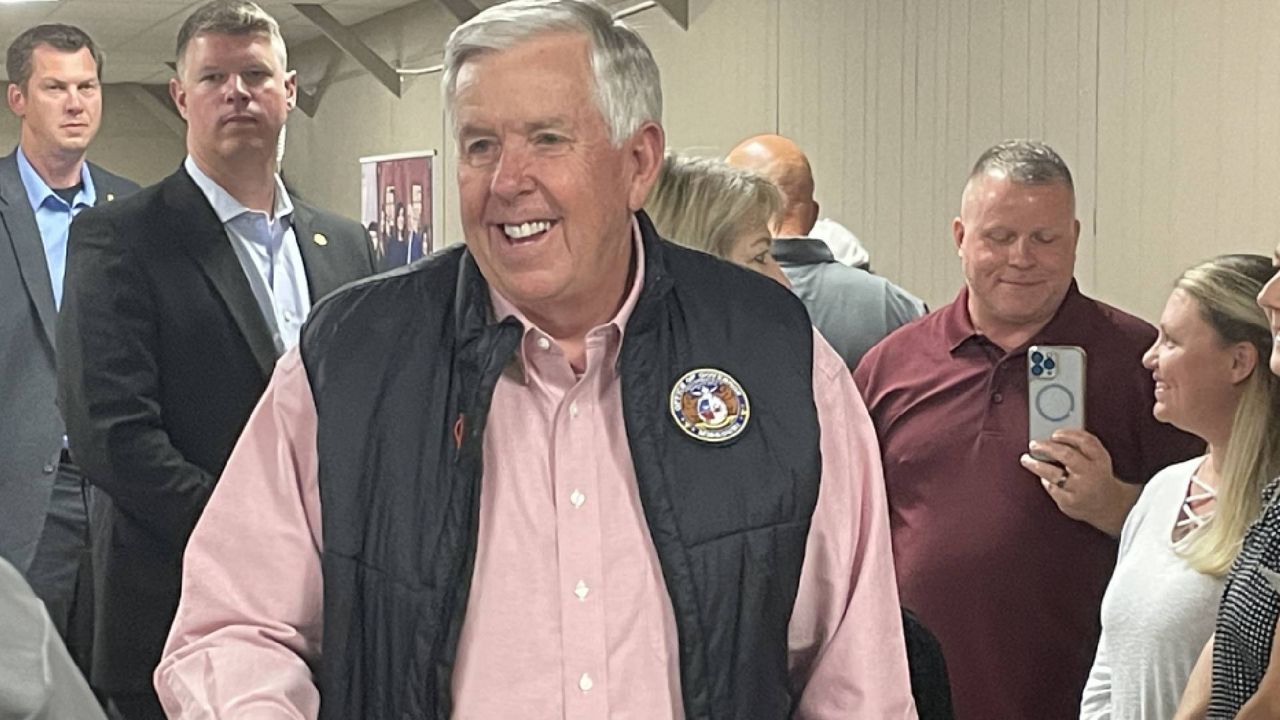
[[1044, 358, 1056, 370], [1031, 351, 1044, 363], [1031, 365, 1043, 376]]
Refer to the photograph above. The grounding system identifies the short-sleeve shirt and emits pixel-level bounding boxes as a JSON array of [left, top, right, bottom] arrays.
[[1209, 478, 1280, 717], [854, 282, 1204, 720]]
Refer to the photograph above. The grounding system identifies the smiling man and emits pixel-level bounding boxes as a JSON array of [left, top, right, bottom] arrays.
[[854, 140, 1203, 720], [0, 23, 138, 682], [55, 2, 374, 718], [153, 1, 916, 718]]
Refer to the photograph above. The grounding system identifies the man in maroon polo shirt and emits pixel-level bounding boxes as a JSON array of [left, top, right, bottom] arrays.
[[854, 139, 1202, 720]]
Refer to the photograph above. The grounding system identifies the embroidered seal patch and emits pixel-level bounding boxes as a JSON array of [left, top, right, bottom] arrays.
[[669, 368, 750, 443]]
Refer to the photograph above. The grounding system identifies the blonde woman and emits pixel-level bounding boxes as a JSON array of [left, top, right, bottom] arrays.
[[645, 153, 790, 287], [1081, 254, 1280, 719]]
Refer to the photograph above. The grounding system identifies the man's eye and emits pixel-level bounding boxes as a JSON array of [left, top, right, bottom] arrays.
[[463, 139, 499, 164], [751, 252, 769, 265], [534, 133, 566, 146]]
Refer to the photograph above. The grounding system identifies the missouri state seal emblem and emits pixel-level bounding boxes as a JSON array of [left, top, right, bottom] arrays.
[[669, 368, 750, 443]]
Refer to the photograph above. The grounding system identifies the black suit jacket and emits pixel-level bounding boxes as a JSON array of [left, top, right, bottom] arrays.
[[57, 166, 376, 692], [0, 149, 137, 573]]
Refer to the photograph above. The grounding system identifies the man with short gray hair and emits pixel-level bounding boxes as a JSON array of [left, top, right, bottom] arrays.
[[156, 1, 917, 717], [855, 139, 1202, 719], [56, 2, 374, 718]]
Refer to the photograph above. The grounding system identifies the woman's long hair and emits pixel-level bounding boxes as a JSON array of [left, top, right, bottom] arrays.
[[1176, 254, 1280, 576]]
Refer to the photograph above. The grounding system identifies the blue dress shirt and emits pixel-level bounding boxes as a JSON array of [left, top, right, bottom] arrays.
[[184, 156, 311, 353], [15, 147, 96, 310]]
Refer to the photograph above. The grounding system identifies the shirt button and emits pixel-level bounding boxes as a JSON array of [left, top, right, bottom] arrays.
[[992, 392, 1003, 404], [578, 673, 593, 692], [570, 489, 585, 508], [574, 580, 589, 601], [536, 337, 551, 351], [569, 401, 579, 418], [43, 464, 55, 474]]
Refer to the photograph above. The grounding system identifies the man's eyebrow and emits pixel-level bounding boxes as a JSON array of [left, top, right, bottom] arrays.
[[523, 118, 571, 133]]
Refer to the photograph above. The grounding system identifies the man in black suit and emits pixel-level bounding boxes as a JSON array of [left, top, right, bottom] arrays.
[[56, 2, 375, 717], [0, 23, 138, 678]]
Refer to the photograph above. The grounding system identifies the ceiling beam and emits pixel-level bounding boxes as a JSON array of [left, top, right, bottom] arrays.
[[292, 3, 401, 98], [654, 0, 689, 29], [614, 0, 688, 29], [294, 47, 344, 118], [432, 0, 479, 23]]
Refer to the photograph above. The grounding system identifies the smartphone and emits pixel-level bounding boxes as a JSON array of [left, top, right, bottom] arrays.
[[1027, 345, 1086, 461]]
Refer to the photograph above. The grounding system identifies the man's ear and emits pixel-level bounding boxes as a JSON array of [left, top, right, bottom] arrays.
[[169, 76, 190, 122], [625, 120, 665, 211], [7, 83, 25, 117], [284, 69, 297, 111], [952, 217, 966, 255]]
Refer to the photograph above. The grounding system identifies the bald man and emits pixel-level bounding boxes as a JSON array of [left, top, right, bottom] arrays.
[[728, 134, 924, 369]]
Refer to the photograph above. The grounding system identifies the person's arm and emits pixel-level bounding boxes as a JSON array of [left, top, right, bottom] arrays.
[[1019, 429, 1140, 537], [1174, 635, 1213, 720], [57, 210, 217, 548], [1078, 499, 1147, 720], [789, 333, 917, 719], [1237, 616, 1280, 719], [155, 348, 324, 719], [0, 558, 107, 720], [1078, 621, 1114, 719]]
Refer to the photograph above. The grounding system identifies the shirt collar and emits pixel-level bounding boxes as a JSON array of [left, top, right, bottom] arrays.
[[489, 217, 646, 378], [942, 280, 1085, 354], [184, 155, 293, 225], [15, 145, 96, 213], [771, 236, 836, 266]]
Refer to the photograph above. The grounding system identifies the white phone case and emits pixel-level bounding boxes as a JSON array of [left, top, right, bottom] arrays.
[[1027, 345, 1087, 461]]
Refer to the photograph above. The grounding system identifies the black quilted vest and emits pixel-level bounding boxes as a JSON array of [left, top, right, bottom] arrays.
[[300, 213, 821, 719]]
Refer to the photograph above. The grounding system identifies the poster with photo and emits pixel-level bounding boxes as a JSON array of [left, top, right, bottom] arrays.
[[359, 151, 435, 272]]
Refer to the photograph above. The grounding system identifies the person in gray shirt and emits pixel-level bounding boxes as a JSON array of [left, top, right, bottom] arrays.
[[0, 556, 105, 720], [728, 134, 926, 369]]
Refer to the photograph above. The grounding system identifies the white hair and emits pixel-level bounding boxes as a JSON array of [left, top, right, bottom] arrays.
[[442, 0, 662, 146]]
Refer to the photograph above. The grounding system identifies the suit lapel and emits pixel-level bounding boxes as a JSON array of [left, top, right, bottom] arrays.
[[292, 201, 344, 301], [0, 152, 58, 351], [165, 168, 278, 379]]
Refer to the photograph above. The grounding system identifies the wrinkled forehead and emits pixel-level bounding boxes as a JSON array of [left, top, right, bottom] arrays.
[[452, 32, 596, 123]]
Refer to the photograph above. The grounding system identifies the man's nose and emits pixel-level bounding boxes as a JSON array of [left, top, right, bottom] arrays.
[[490, 146, 533, 199]]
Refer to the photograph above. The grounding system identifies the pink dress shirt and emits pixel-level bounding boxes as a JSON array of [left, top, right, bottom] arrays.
[[155, 239, 916, 720]]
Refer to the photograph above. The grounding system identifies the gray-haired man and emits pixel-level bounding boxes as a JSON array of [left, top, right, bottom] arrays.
[[156, 0, 917, 717]]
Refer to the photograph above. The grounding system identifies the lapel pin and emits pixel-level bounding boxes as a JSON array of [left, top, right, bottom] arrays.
[[669, 368, 751, 443], [313, 232, 328, 246], [106, 193, 115, 202]]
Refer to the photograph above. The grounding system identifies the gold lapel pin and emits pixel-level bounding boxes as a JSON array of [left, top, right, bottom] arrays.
[[106, 193, 115, 202], [313, 233, 328, 247]]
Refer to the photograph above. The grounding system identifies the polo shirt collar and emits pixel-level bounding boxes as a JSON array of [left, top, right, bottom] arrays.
[[943, 280, 1085, 354]]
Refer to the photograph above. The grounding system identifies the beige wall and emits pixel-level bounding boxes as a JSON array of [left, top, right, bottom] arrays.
[[0, 85, 185, 186], [284, 0, 1280, 322], [5, 0, 1276, 323]]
